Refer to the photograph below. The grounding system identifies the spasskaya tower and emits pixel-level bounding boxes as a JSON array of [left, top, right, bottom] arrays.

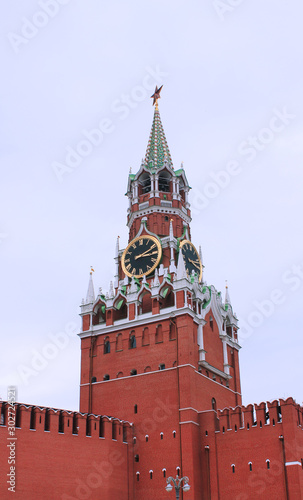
[[79, 86, 241, 500]]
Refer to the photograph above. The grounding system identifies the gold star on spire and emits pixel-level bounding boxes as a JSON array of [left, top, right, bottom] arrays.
[[151, 85, 163, 108]]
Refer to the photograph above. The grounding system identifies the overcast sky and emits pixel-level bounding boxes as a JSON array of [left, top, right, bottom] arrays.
[[1, 0, 302, 412]]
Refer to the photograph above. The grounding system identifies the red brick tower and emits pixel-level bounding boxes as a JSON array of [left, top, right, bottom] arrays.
[[79, 92, 241, 499]]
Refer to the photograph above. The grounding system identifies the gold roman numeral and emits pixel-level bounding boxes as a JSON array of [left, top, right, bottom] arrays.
[[139, 239, 143, 246], [126, 264, 131, 271]]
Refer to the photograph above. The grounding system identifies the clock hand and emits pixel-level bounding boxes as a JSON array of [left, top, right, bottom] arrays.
[[188, 258, 200, 270], [135, 250, 158, 260]]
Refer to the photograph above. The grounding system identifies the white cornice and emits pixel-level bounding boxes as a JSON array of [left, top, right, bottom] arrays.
[[78, 305, 200, 338], [127, 206, 191, 229]]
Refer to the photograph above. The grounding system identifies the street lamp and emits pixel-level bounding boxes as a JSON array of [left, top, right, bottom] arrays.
[[165, 475, 190, 499]]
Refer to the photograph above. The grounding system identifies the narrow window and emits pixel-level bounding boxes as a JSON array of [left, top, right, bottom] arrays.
[[232, 465, 235, 473], [130, 369, 137, 376], [146, 435, 149, 442], [211, 398, 217, 411], [134, 404, 138, 414], [235, 425, 237, 432], [104, 374, 110, 381], [44, 409, 50, 432], [136, 473, 140, 482], [91, 376, 97, 383], [160, 432, 163, 440], [176, 467, 180, 476], [267, 460, 270, 470], [247, 423, 250, 430], [39, 415, 42, 424], [173, 431, 176, 438], [260, 421, 262, 428], [209, 316, 214, 329], [222, 426, 225, 433], [150, 471, 153, 479], [159, 363, 165, 370], [206, 370, 209, 378], [273, 418, 275, 426], [135, 455, 139, 462], [205, 430, 208, 436], [104, 339, 110, 354], [133, 437, 136, 444], [67, 419, 70, 428], [129, 333, 136, 349], [163, 469, 166, 478], [249, 462, 252, 472]]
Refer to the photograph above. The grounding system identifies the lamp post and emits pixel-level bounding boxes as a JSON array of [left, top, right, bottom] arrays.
[[165, 475, 190, 499]]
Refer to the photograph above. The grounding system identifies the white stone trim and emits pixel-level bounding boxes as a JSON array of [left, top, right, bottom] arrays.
[[285, 461, 302, 466], [179, 420, 199, 426], [78, 306, 199, 338], [179, 407, 199, 413]]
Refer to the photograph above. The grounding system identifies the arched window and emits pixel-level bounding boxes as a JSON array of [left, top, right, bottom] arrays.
[[116, 371, 123, 378], [176, 467, 180, 476], [145, 435, 149, 442], [155, 324, 163, 343], [103, 374, 110, 381], [135, 454, 139, 462], [159, 172, 170, 192], [160, 287, 174, 309], [249, 462, 252, 472], [139, 173, 151, 194], [114, 299, 127, 321], [91, 376, 97, 383], [134, 405, 138, 414], [211, 398, 217, 411], [149, 471, 153, 479], [144, 366, 151, 373], [129, 332, 136, 349], [104, 338, 110, 354], [169, 320, 176, 340], [116, 333, 122, 351], [92, 302, 106, 325], [136, 472, 140, 482], [266, 460, 270, 470], [163, 469, 166, 478], [140, 293, 152, 314], [173, 431, 176, 438], [142, 327, 150, 346], [130, 369, 137, 376], [231, 465, 235, 473]]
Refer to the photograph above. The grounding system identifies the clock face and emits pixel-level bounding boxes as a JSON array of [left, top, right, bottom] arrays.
[[179, 239, 202, 281], [121, 235, 162, 278]]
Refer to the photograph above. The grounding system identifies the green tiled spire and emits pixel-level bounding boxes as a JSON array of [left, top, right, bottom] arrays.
[[144, 104, 173, 170]]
